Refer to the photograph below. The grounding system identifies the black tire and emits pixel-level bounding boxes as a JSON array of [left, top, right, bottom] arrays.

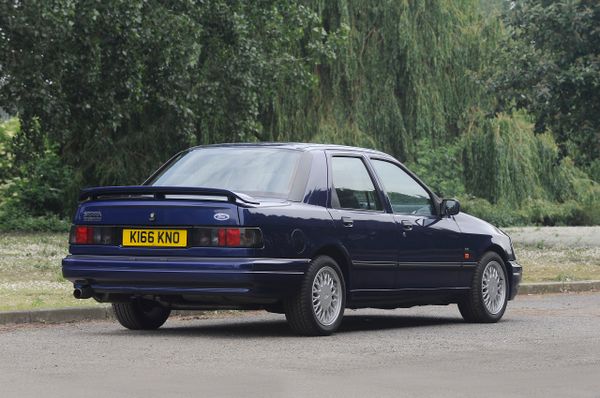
[[264, 302, 285, 314], [458, 252, 509, 323], [284, 255, 346, 336], [112, 299, 171, 330]]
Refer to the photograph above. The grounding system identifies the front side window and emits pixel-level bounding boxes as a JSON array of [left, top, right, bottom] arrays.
[[331, 156, 382, 211], [371, 159, 434, 216], [149, 148, 302, 198]]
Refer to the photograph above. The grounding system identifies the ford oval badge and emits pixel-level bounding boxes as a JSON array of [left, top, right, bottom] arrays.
[[214, 213, 230, 221]]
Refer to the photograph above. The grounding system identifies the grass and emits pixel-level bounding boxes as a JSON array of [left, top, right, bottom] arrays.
[[0, 230, 598, 312], [0, 232, 105, 311], [515, 244, 600, 282]]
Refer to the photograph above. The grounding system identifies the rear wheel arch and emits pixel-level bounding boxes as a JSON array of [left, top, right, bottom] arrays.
[[284, 255, 346, 335], [312, 244, 352, 292]]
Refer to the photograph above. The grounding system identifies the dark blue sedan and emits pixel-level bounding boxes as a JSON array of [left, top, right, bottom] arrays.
[[62, 143, 522, 335]]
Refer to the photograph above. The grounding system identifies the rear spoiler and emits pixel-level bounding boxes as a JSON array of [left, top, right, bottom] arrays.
[[78, 186, 260, 205]]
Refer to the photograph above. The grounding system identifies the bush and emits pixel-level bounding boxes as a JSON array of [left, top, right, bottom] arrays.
[[0, 118, 19, 183], [460, 197, 524, 227], [461, 194, 600, 227], [0, 118, 73, 231], [0, 207, 69, 232], [2, 148, 75, 218], [0, 149, 74, 231]]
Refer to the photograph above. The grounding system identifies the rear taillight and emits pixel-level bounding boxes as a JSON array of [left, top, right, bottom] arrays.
[[69, 225, 118, 245], [191, 227, 263, 248]]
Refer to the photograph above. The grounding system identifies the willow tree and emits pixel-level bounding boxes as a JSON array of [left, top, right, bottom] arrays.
[[266, 0, 500, 161], [1, 0, 597, 221], [266, 0, 597, 211]]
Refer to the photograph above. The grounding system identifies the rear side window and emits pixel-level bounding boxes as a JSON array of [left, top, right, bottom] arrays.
[[371, 159, 434, 216], [331, 157, 382, 211]]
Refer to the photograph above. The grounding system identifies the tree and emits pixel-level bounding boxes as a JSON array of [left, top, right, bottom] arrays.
[[494, 0, 600, 179], [1, 0, 597, 225], [0, 0, 334, 189]]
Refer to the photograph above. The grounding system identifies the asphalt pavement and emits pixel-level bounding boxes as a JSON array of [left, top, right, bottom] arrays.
[[1, 292, 599, 398]]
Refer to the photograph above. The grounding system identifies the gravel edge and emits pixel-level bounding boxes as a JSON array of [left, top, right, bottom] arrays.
[[1, 281, 599, 325]]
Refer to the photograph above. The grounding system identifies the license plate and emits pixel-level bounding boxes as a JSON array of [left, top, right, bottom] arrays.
[[122, 229, 187, 247]]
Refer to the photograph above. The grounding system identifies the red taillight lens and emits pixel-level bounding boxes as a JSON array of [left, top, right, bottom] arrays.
[[190, 227, 263, 248], [75, 226, 93, 244], [69, 225, 117, 245], [226, 228, 241, 246], [217, 228, 242, 246], [217, 228, 227, 247]]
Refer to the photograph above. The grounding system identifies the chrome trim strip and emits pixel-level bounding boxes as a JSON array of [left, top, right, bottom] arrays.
[[67, 266, 305, 275], [397, 262, 464, 269], [65, 255, 311, 264], [351, 286, 470, 293], [353, 260, 397, 269], [353, 261, 473, 270]]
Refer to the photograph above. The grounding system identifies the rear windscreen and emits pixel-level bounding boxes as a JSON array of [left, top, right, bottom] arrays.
[[149, 148, 302, 198]]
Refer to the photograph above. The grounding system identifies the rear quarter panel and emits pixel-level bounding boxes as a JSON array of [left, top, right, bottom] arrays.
[[240, 203, 337, 259]]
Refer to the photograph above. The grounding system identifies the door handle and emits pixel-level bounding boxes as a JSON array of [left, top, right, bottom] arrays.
[[400, 220, 413, 231], [341, 216, 354, 227]]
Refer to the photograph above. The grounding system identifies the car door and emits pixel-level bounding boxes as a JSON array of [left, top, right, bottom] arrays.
[[327, 154, 399, 290], [369, 158, 464, 289]]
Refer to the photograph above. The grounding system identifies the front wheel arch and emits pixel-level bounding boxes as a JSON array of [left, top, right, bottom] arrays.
[[485, 244, 514, 299], [459, 251, 509, 323]]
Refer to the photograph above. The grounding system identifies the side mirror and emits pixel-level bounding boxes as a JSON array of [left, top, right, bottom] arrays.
[[441, 199, 460, 217]]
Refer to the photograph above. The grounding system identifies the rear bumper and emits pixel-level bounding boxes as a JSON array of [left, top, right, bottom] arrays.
[[509, 260, 523, 300], [62, 255, 310, 302]]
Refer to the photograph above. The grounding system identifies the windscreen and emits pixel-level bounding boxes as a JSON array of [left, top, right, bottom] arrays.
[[149, 148, 302, 198]]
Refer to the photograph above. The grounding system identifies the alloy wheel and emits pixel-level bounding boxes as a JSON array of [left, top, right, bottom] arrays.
[[311, 266, 342, 326], [481, 260, 507, 315]]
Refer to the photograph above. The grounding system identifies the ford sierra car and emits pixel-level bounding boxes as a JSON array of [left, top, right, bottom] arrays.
[[62, 143, 522, 335]]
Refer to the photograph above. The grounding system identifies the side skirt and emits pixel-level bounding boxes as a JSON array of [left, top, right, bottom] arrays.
[[347, 287, 470, 309]]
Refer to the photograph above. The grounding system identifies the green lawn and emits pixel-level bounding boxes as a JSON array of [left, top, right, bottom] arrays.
[[0, 233, 105, 311], [514, 243, 600, 282], [0, 230, 598, 312]]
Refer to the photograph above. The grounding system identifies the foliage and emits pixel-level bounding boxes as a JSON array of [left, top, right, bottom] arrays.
[[462, 111, 598, 206], [0, 117, 18, 182], [462, 195, 600, 227], [276, 0, 502, 162], [0, 1, 598, 228], [405, 138, 466, 198], [0, 118, 74, 230], [0, 209, 69, 232], [3, 146, 75, 217], [0, 0, 339, 188], [493, 0, 600, 179]]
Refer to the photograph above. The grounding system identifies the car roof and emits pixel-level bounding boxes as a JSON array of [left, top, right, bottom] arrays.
[[190, 142, 394, 159]]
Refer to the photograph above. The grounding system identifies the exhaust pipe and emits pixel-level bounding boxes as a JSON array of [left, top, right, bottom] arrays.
[[73, 285, 93, 299]]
